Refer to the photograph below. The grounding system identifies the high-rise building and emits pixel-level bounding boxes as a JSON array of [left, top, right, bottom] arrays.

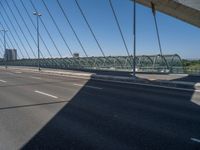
[[4, 49, 17, 61]]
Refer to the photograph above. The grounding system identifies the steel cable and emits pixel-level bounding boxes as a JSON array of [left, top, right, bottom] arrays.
[[0, 10, 27, 58], [4, 0, 36, 58]]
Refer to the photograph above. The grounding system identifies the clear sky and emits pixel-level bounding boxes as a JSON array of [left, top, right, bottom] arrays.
[[0, 0, 200, 59]]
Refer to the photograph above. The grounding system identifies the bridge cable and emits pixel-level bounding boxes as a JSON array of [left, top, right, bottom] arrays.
[[0, 28, 18, 57], [11, 0, 45, 59], [0, 9, 27, 58], [19, 0, 60, 68], [0, 1, 30, 58], [10, 0, 54, 67], [41, 0, 83, 68], [0, 31, 11, 51], [151, 2, 169, 69], [4, 0, 36, 58], [30, 0, 74, 68], [56, 0, 93, 67], [0, 18, 24, 59], [0, 34, 14, 58], [0, 20, 23, 59], [41, 0, 74, 57], [151, 2, 163, 56], [74, 0, 107, 58], [0, 24, 12, 50], [30, 0, 62, 58], [109, 0, 130, 56], [56, 0, 88, 57], [20, 0, 53, 59], [109, 0, 131, 67]]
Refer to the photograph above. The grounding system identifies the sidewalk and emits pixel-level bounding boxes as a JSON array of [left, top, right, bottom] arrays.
[[1, 66, 200, 90], [92, 74, 200, 91]]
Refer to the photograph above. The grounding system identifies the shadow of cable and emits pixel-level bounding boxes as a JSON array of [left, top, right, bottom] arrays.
[[0, 100, 69, 111]]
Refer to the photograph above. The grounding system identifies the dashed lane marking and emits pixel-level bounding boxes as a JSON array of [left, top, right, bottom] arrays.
[[0, 80, 7, 83], [191, 138, 200, 143], [34, 90, 58, 99]]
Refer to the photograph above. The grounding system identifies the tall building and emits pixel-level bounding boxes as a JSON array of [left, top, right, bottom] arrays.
[[4, 49, 17, 61]]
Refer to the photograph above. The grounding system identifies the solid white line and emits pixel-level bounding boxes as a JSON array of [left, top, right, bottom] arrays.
[[0, 80, 7, 83], [73, 84, 102, 90], [94, 78, 200, 93], [191, 138, 200, 143], [34, 90, 58, 99]]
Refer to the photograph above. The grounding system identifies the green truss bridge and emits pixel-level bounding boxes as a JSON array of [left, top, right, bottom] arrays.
[[0, 54, 183, 73]]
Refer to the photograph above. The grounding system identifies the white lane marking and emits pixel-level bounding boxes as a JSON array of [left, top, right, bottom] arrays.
[[0, 80, 7, 83], [34, 90, 58, 99], [94, 78, 200, 93], [73, 83, 102, 90], [191, 138, 200, 143], [15, 71, 22, 74], [31, 76, 41, 80], [73, 83, 83, 87]]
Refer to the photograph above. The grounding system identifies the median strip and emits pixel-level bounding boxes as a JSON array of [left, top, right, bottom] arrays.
[[191, 138, 200, 143], [34, 90, 58, 99], [73, 83, 102, 90]]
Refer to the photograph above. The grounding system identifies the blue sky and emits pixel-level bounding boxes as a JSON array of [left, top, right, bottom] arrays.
[[0, 0, 200, 59]]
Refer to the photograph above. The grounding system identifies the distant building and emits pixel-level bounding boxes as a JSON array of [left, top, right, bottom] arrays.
[[73, 53, 79, 58], [4, 49, 17, 61]]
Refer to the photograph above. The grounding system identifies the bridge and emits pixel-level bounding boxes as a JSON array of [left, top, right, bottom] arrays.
[[135, 0, 200, 28], [0, 54, 183, 73], [0, 0, 199, 74], [0, 1, 200, 149]]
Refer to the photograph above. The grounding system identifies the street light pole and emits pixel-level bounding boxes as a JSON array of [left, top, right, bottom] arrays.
[[33, 11, 42, 71], [0, 29, 8, 69], [133, 0, 136, 78]]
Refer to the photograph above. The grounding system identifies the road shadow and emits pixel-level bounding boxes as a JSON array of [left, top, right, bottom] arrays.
[[171, 74, 200, 83], [21, 78, 200, 150]]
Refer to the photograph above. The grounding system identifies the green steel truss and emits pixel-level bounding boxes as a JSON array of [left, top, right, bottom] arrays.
[[0, 54, 183, 73]]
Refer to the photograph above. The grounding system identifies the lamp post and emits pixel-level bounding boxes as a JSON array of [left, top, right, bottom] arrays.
[[33, 11, 42, 71], [0, 29, 8, 69], [132, 0, 136, 78]]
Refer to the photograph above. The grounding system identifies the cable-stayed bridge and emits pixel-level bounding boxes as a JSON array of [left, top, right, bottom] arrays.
[[135, 0, 200, 28], [0, 0, 199, 73], [0, 1, 200, 149]]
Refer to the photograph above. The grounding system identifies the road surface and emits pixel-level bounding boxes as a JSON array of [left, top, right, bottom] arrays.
[[0, 70, 199, 150]]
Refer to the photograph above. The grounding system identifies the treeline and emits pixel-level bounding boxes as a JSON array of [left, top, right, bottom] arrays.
[[182, 59, 200, 68]]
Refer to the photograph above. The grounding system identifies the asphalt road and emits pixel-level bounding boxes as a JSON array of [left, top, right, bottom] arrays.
[[0, 70, 199, 150]]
